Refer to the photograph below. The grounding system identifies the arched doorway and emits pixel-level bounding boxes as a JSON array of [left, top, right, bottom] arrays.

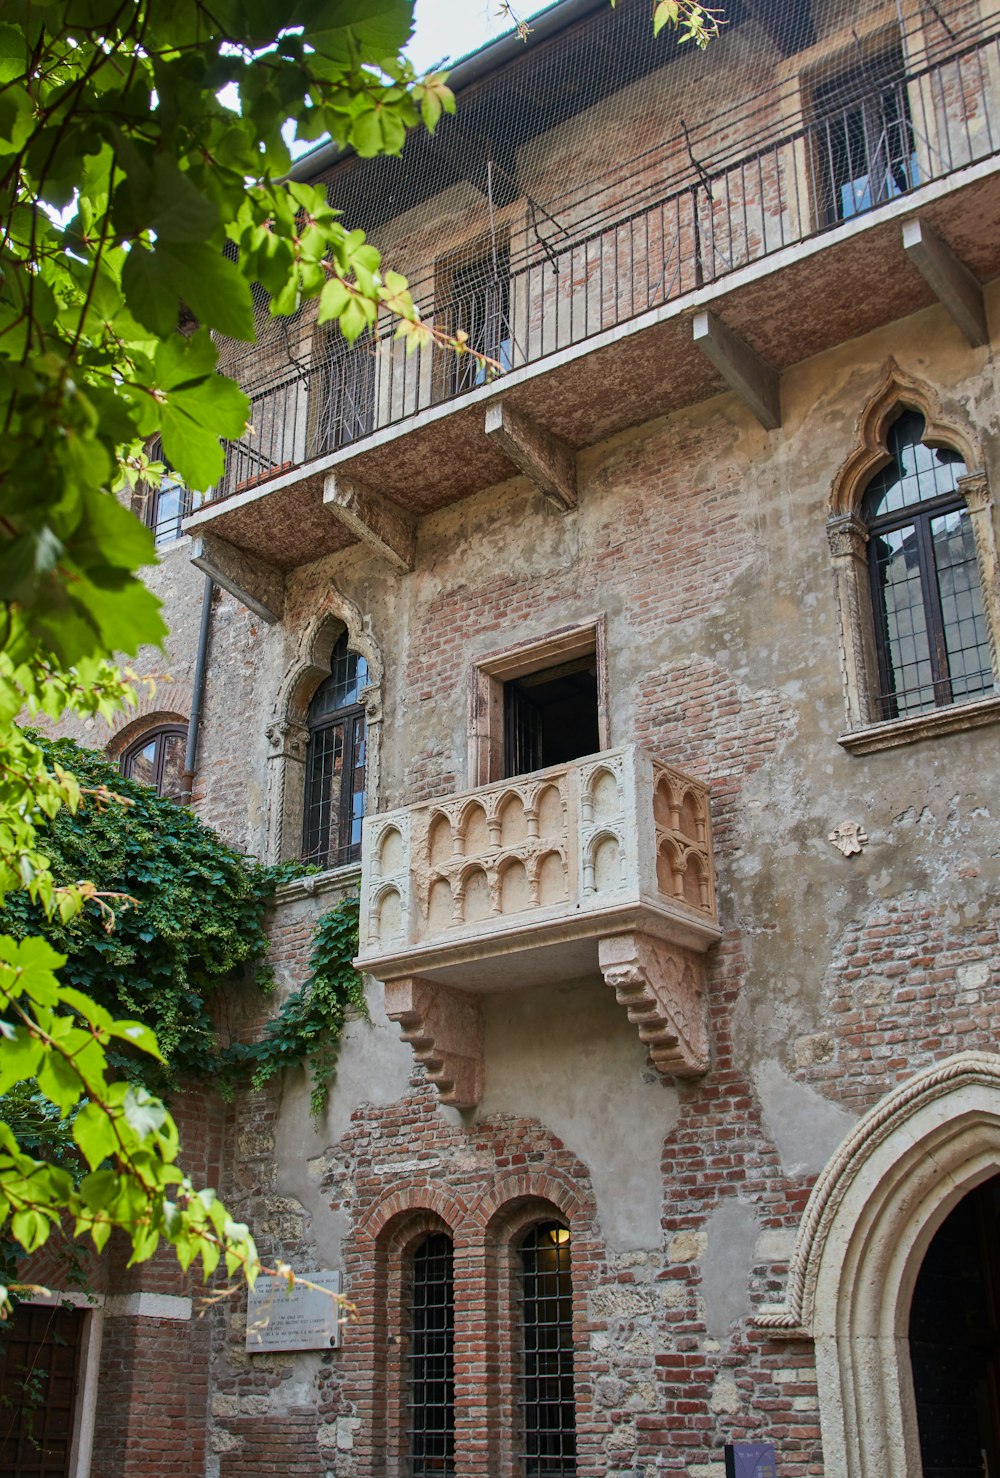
[[909, 1173, 1000, 1478]]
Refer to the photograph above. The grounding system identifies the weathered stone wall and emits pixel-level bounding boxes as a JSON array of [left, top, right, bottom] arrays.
[[141, 292, 1000, 1477]]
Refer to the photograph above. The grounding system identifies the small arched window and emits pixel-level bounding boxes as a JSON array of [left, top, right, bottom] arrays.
[[518, 1221, 576, 1477], [121, 725, 187, 800], [302, 631, 369, 868], [863, 411, 993, 720], [407, 1232, 455, 1478]]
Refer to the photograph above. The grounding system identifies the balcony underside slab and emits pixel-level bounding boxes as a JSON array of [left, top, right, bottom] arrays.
[[361, 895, 721, 995], [186, 166, 1000, 571]]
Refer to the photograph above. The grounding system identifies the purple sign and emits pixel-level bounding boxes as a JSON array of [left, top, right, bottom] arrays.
[[724, 1443, 777, 1478]]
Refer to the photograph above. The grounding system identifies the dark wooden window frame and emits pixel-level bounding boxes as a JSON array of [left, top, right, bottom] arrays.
[[120, 724, 188, 798], [301, 635, 369, 869], [467, 618, 609, 787], [863, 419, 993, 721]]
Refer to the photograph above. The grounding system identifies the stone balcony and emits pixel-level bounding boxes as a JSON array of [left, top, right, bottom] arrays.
[[356, 745, 721, 1108]]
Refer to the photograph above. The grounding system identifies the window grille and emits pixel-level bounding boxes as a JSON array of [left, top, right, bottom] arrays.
[[407, 1233, 455, 1478], [302, 633, 369, 867], [309, 332, 376, 458], [863, 412, 993, 720], [518, 1222, 576, 1478], [440, 250, 512, 400], [121, 725, 188, 800], [814, 52, 918, 224]]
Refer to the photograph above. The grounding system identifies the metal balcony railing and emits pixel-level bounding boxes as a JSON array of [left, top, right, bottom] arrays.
[[209, 30, 1000, 505]]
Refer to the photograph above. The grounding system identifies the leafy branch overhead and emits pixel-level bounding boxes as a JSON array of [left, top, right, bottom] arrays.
[[0, 0, 721, 1292]]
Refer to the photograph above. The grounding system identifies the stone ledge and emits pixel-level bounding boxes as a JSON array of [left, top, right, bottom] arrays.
[[838, 693, 1000, 754], [271, 863, 361, 907]]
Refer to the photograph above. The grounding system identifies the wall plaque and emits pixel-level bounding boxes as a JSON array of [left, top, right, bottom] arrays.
[[246, 1269, 342, 1352], [724, 1443, 777, 1478]]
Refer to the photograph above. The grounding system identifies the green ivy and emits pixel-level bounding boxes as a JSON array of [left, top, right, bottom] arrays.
[[3, 735, 366, 1111], [247, 897, 368, 1123]]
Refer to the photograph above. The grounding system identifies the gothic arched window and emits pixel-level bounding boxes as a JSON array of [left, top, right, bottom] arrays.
[[302, 632, 368, 867], [863, 411, 993, 720]]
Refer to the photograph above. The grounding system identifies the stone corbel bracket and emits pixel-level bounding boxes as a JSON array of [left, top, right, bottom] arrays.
[[191, 533, 284, 624], [383, 978, 484, 1110], [598, 931, 710, 1078], [485, 401, 577, 512], [323, 473, 416, 573]]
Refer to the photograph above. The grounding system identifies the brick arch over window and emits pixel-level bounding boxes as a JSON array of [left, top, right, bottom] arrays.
[[476, 1175, 598, 1478], [265, 591, 384, 864], [105, 706, 190, 762], [351, 1195, 462, 1478], [826, 360, 1000, 746], [758, 1051, 1000, 1478]]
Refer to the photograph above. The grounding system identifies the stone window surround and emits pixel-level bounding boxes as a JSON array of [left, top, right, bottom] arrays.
[[467, 615, 609, 788], [757, 1050, 1000, 1478], [827, 359, 1000, 754], [266, 594, 384, 866], [358, 1171, 590, 1478]]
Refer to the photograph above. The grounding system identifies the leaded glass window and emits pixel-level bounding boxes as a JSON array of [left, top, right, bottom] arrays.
[[302, 632, 368, 867], [863, 412, 993, 720]]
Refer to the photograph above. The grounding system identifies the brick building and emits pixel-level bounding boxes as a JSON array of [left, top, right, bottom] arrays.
[[14, 0, 1000, 1473]]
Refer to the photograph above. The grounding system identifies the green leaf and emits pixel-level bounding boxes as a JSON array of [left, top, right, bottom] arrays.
[[122, 1086, 168, 1140]]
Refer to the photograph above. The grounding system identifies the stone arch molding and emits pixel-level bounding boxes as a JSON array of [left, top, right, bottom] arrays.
[[758, 1050, 1000, 1478], [826, 360, 1000, 735], [265, 590, 385, 865], [829, 357, 982, 517]]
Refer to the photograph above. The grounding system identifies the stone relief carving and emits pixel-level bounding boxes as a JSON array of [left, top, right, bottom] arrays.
[[382, 978, 483, 1110], [827, 821, 869, 856], [597, 932, 710, 1078]]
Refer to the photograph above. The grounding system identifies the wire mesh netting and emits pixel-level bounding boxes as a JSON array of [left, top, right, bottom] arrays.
[[211, 0, 1000, 500]]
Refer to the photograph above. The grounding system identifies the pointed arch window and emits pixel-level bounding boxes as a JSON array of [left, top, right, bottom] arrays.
[[302, 632, 368, 867], [863, 411, 993, 720]]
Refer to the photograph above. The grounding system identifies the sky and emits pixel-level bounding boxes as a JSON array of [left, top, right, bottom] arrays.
[[406, 0, 555, 73]]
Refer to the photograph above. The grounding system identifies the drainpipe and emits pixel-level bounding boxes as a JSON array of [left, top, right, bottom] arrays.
[[180, 573, 214, 805]]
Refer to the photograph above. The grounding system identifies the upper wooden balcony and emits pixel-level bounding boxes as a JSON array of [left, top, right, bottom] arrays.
[[185, 27, 1000, 620], [354, 745, 721, 1109]]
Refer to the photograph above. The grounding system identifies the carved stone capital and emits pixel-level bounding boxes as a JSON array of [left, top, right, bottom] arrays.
[[360, 683, 383, 726], [826, 513, 868, 561], [383, 978, 484, 1110], [958, 470, 991, 514], [598, 932, 709, 1078], [266, 719, 309, 764]]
